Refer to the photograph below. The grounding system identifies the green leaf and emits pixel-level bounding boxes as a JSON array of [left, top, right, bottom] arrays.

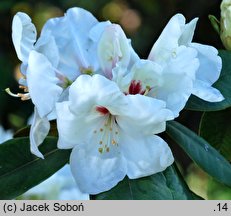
[[0, 137, 71, 199], [199, 108, 231, 161], [186, 50, 231, 111], [166, 121, 231, 187], [93, 164, 201, 200]]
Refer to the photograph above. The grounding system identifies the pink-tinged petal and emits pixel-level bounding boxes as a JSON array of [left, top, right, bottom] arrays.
[[98, 24, 130, 79], [120, 133, 174, 179], [70, 145, 126, 194], [29, 107, 50, 158], [12, 12, 37, 62], [27, 51, 63, 118]]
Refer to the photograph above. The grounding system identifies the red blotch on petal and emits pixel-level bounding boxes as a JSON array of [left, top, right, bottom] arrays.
[[128, 80, 145, 95], [96, 106, 110, 115]]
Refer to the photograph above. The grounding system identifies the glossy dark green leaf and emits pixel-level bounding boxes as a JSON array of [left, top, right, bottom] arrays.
[[166, 121, 231, 187], [93, 164, 201, 200], [199, 108, 231, 161], [186, 50, 231, 111], [0, 137, 71, 199]]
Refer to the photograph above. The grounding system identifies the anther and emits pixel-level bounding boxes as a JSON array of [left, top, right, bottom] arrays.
[[98, 148, 103, 154], [112, 140, 116, 145]]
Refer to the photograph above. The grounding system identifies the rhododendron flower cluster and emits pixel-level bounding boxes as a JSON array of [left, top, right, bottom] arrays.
[[10, 7, 224, 195]]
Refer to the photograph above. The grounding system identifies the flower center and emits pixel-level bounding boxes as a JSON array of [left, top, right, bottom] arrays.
[[96, 106, 110, 115], [94, 106, 119, 154], [128, 80, 145, 95], [128, 79, 152, 96]]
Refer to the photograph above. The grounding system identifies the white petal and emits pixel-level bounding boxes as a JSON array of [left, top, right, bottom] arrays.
[[56, 101, 93, 149], [190, 43, 222, 84], [189, 43, 224, 102], [27, 51, 63, 118], [120, 133, 174, 179], [130, 59, 163, 90], [88, 21, 111, 42], [70, 145, 126, 194], [98, 24, 130, 78], [112, 65, 132, 92], [12, 12, 37, 62], [65, 7, 99, 70], [35, 33, 59, 67], [29, 107, 50, 158], [148, 14, 185, 63], [153, 46, 199, 116], [68, 74, 127, 116], [41, 7, 98, 80], [117, 94, 174, 136], [179, 18, 198, 45], [192, 80, 224, 102]]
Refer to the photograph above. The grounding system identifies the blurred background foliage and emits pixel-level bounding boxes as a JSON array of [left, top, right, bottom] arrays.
[[0, 0, 230, 199]]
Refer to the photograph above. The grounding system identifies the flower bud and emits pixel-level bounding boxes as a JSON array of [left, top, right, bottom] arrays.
[[220, 0, 231, 50]]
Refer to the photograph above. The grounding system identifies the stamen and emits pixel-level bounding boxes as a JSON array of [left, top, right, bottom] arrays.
[[17, 93, 31, 101], [5, 88, 20, 98], [93, 114, 119, 154], [5, 88, 30, 101]]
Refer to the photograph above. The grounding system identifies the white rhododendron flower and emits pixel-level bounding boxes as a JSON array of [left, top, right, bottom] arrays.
[[148, 14, 224, 114], [56, 74, 174, 194], [11, 8, 102, 158], [11, 8, 137, 158], [113, 51, 199, 117], [9, 6, 225, 197]]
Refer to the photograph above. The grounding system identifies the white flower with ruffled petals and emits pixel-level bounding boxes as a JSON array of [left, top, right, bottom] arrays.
[[56, 74, 174, 194], [148, 14, 224, 104], [11, 8, 109, 158]]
